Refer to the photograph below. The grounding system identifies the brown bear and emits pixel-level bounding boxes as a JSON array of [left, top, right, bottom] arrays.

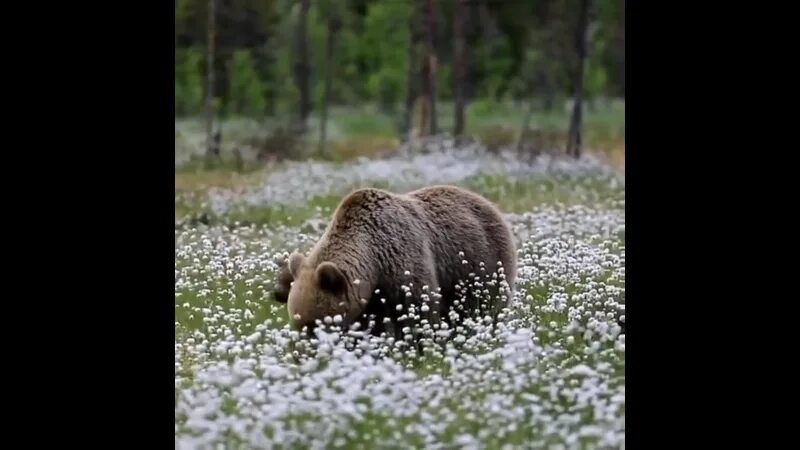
[[272, 185, 517, 338]]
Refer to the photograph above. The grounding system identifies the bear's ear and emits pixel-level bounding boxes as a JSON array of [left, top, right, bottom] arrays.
[[288, 251, 305, 278], [316, 262, 346, 294]]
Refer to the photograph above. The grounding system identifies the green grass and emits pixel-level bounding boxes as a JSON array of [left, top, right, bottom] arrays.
[[176, 172, 623, 228], [176, 101, 625, 170], [326, 100, 624, 139]]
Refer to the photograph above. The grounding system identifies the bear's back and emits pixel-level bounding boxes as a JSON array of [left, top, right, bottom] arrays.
[[328, 187, 423, 240], [324, 186, 515, 286], [407, 185, 517, 295], [320, 188, 429, 275]]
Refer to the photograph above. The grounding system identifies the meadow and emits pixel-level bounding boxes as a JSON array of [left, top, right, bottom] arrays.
[[175, 109, 625, 448]]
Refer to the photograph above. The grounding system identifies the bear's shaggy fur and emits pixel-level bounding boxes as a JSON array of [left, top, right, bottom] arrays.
[[273, 185, 517, 337]]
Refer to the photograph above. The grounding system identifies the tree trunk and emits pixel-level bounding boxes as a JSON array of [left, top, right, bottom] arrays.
[[536, 0, 555, 113], [418, 1, 431, 137], [204, 0, 217, 167], [515, 98, 536, 154], [401, 4, 420, 142], [418, 89, 429, 138], [425, 0, 438, 136], [318, 11, 338, 157], [566, 0, 592, 158], [453, 0, 466, 140], [618, 0, 625, 98], [293, 0, 311, 132]]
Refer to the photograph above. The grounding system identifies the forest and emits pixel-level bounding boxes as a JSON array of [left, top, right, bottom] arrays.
[[175, 0, 624, 165]]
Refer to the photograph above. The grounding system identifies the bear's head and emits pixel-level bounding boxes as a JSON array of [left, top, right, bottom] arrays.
[[285, 250, 363, 333]]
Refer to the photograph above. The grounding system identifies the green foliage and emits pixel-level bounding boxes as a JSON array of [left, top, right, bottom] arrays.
[[435, 63, 452, 100], [585, 62, 608, 101], [334, 29, 364, 105], [175, 0, 191, 37], [175, 48, 204, 116], [174, 0, 625, 118], [474, 36, 515, 101], [585, 24, 609, 101], [362, 1, 412, 112], [227, 50, 267, 117], [367, 68, 404, 114]]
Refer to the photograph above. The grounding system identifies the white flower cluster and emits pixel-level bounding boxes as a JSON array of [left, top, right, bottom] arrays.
[[175, 149, 625, 448], [199, 139, 622, 217]]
